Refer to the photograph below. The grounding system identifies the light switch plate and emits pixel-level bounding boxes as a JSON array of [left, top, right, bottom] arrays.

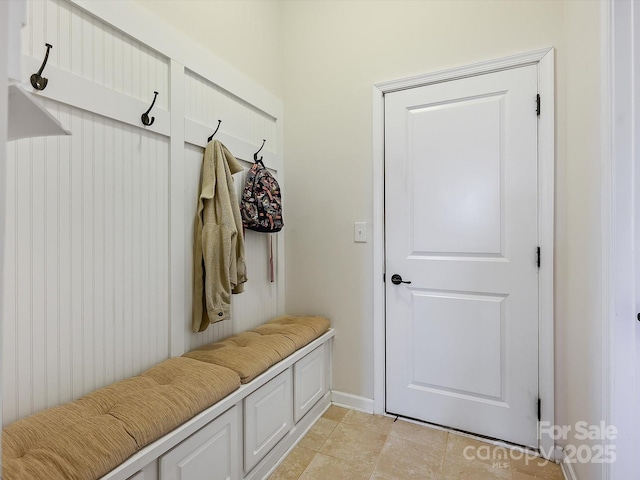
[[354, 222, 367, 243]]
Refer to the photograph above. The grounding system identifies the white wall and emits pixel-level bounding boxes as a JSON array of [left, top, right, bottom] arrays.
[[281, 0, 566, 404], [135, 0, 283, 99], [281, 4, 605, 479], [557, 2, 604, 479]]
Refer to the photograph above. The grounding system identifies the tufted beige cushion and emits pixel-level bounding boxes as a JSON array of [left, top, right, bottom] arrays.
[[183, 331, 296, 384], [184, 315, 331, 384], [2, 357, 240, 480], [253, 315, 331, 349]]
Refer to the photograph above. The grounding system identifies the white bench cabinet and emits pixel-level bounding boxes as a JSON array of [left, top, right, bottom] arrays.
[[101, 330, 334, 480], [159, 406, 240, 480]]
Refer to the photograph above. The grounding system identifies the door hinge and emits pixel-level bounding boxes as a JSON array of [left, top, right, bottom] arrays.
[[536, 94, 541, 116], [537, 398, 541, 421], [537, 247, 541, 268], [383, 273, 386, 283]]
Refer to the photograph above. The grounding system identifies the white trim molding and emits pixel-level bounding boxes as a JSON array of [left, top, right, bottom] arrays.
[[372, 47, 556, 457], [331, 391, 374, 414], [556, 445, 582, 480], [601, 1, 640, 479], [0, 1, 9, 468], [600, 2, 614, 479], [70, 0, 282, 121], [561, 456, 579, 480], [374, 47, 554, 94]]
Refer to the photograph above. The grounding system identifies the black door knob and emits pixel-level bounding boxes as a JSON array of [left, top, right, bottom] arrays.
[[391, 274, 411, 285]]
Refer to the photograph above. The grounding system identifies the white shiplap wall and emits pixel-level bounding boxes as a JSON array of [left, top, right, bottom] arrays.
[[4, 100, 170, 423], [184, 69, 277, 152], [3, 0, 284, 426], [23, 0, 169, 109]]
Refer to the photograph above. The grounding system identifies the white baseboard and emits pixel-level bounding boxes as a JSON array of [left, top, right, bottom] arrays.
[[331, 391, 374, 413], [560, 451, 579, 480], [552, 445, 564, 463]]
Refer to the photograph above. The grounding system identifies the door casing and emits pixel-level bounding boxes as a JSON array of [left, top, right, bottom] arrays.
[[371, 47, 556, 458], [601, 1, 640, 478]]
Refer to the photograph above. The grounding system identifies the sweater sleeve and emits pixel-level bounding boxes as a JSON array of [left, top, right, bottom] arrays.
[[193, 141, 246, 331], [191, 143, 219, 332], [202, 223, 235, 321]]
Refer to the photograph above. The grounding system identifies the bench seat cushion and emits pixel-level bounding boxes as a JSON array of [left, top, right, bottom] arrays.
[[253, 315, 331, 349], [183, 315, 330, 384], [2, 357, 240, 480], [183, 331, 297, 384]]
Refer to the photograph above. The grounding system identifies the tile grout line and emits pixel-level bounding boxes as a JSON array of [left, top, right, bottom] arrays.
[[367, 429, 390, 480], [293, 451, 317, 480]]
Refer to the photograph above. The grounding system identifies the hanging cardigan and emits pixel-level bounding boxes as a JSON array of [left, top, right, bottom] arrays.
[[192, 140, 247, 332]]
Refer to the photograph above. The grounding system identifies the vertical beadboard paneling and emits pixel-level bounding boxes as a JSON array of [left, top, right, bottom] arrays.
[[5, 0, 284, 427], [57, 103, 72, 405], [158, 140, 170, 363], [93, 115, 105, 390], [103, 117, 115, 386], [22, 0, 170, 109], [184, 69, 278, 157], [44, 121, 59, 410], [15, 138, 33, 421], [2, 98, 170, 426], [69, 102, 83, 402], [31, 122, 47, 415], [113, 120, 125, 382], [3, 142, 17, 424], [81, 108, 95, 394]]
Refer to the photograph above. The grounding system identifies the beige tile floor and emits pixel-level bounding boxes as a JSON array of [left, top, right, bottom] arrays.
[[269, 406, 564, 480]]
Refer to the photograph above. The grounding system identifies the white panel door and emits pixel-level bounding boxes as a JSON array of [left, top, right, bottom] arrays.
[[385, 65, 539, 447], [159, 406, 239, 480]]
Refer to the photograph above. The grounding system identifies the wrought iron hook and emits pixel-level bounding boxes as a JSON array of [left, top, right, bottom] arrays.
[[254, 139, 266, 166], [30, 43, 53, 91], [141, 91, 159, 126], [208, 120, 222, 143]]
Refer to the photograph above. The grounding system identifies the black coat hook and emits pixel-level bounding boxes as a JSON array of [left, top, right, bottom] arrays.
[[30, 43, 53, 91], [208, 120, 222, 143], [254, 139, 266, 166], [141, 91, 159, 126]]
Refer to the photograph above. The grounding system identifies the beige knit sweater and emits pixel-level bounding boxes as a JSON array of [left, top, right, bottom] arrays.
[[192, 140, 247, 332]]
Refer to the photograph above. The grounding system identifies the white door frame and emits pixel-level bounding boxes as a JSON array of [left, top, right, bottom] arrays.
[[601, 1, 640, 478], [372, 47, 555, 457], [0, 0, 8, 468]]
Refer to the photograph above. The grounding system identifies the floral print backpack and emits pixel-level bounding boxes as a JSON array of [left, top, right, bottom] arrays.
[[241, 162, 284, 233]]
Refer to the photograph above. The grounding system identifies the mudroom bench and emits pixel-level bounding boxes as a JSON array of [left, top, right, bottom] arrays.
[[2, 316, 334, 480]]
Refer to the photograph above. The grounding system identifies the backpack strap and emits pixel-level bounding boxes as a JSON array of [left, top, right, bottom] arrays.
[[269, 234, 274, 283]]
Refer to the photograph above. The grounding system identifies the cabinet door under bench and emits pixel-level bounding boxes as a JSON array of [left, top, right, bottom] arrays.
[[293, 343, 329, 423], [244, 369, 293, 474], [159, 405, 240, 480]]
